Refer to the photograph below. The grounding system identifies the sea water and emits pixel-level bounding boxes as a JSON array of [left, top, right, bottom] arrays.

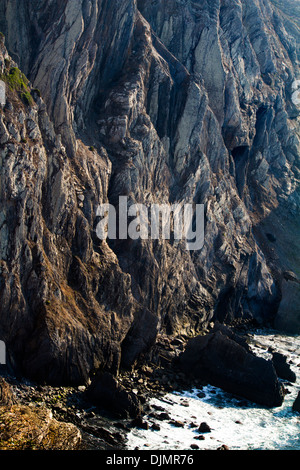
[[126, 329, 300, 451]]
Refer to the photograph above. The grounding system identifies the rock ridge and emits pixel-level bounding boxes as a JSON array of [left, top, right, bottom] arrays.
[[0, 0, 298, 385]]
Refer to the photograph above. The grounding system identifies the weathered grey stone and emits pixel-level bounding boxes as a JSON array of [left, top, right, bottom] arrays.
[[0, 0, 298, 386]]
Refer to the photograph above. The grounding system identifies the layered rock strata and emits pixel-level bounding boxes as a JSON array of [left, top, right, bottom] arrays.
[[0, 0, 298, 385]]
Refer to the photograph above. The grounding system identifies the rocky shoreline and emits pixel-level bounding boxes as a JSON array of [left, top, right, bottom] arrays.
[[1, 320, 298, 451], [0, 330, 199, 450]]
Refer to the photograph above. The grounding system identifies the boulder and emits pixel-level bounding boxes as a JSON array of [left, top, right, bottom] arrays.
[[179, 329, 285, 408], [151, 423, 161, 431], [211, 322, 252, 352], [0, 378, 16, 407], [292, 392, 300, 413], [198, 422, 211, 433], [131, 417, 149, 429], [272, 352, 297, 383], [86, 372, 143, 419], [169, 419, 185, 428]]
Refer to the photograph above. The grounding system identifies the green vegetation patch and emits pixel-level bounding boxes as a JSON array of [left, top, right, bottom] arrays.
[[0, 66, 33, 107]]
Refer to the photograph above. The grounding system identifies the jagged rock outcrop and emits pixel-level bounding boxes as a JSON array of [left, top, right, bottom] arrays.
[[86, 372, 143, 419], [271, 351, 297, 383], [0, 38, 145, 384], [0, 378, 81, 450], [179, 324, 285, 407], [0, 0, 299, 385]]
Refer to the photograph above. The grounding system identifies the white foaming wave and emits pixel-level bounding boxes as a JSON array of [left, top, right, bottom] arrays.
[[127, 331, 300, 451]]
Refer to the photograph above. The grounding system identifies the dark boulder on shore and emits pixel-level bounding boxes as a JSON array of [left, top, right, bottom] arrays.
[[292, 392, 300, 413], [86, 372, 143, 419], [210, 323, 252, 353], [271, 352, 297, 383], [179, 327, 285, 408]]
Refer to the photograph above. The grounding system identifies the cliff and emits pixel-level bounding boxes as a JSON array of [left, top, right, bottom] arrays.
[[0, 0, 299, 385]]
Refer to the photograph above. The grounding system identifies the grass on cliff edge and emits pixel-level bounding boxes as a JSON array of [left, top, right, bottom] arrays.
[[0, 66, 33, 107]]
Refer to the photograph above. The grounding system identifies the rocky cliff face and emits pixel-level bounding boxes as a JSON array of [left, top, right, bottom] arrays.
[[0, 0, 299, 385]]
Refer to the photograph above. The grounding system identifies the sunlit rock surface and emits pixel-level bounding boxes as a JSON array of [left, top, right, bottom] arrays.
[[0, 0, 299, 384]]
